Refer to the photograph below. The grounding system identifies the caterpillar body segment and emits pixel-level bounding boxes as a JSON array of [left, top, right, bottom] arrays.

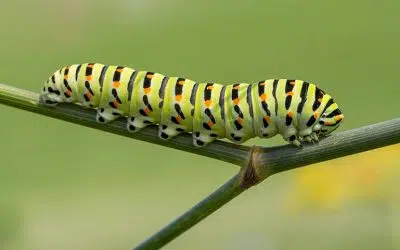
[[128, 71, 165, 132], [192, 82, 225, 146], [224, 83, 254, 144], [251, 80, 279, 140], [97, 65, 134, 122], [41, 63, 344, 147], [159, 77, 196, 140]]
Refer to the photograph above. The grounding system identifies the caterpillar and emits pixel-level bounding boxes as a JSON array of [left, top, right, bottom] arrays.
[[41, 63, 344, 147]]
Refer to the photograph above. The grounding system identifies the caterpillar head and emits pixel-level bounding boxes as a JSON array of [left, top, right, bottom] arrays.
[[41, 71, 63, 105], [317, 103, 344, 137]]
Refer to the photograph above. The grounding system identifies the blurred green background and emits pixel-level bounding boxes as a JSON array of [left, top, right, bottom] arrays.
[[1, 0, 399, 249]]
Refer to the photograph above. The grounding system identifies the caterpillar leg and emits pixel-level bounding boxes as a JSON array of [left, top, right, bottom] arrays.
[[298, 128, 319, 144], [192, 132, 218, 147], [41, 96, 60, 106], [158, 124, 186, 140], [284, 134, 302, 147], [126, 117, 152, 132], [310, 132, 319, 142], [40, 90, 63, 106], [302, 135, 313, 143], [96, 108, 122, 123]]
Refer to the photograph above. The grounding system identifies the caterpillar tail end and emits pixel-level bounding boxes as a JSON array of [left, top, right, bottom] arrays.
[[40, 92, 61, 106]]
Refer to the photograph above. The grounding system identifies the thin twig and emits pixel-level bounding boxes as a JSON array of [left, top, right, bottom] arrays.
[[0, 83, 399, 249]]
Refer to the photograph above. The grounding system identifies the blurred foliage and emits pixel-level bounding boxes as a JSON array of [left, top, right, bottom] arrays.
[[0, 0, 399, 249]]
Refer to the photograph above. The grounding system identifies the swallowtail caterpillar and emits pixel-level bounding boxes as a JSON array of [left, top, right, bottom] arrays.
[[41, 63, 344, 147]]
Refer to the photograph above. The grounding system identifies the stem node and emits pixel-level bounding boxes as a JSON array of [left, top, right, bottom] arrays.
[[239, 146, 267, 189]]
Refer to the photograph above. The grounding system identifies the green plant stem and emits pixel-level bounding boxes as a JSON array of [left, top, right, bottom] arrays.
[[254, 117, 400, 180], [0, 83, 249, 166], [1, 83, 399, 250], [133, 118, 399, 250], [134, 174, 244, 250]]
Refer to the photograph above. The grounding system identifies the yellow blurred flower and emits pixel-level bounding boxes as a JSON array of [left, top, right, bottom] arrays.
[[285, 144, 400, 212]]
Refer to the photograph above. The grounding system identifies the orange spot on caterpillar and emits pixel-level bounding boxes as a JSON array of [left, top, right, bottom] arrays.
[[113, 100, 119, 108], [204, 100, 212, 107], [176, 115, 183, 123], [86, 75, 92, 81], [144, 87, 151, 94], [233, 98, 240, 105], [313, 112, 319, 119], [286, 91, 294, 96], [206, 85, 213, 90], [334, 114, 344, 122], [113, 81, 120, 88], [143, 107, 151, 115], [207, 121, 214, 128], [175, 95, 182, 102], [87, 64, 94, 68], [287, 111, 294, 118], [233, 85, 240, 90], [116, 68, 123, 73], [324, 121, 331, 126], [146, 74, 153, 79], [264, 115, 270, 123], [237, 117, 244, 125], [259, 82, 266, 86], [290, 81, 296, 85], [260, 93, 267, 101], [65, 89, 71, 96], [318, 98, 322, 102], [85, 92, 93, 100], [178, 80, 185, 85], [64, 75, 68, 80]]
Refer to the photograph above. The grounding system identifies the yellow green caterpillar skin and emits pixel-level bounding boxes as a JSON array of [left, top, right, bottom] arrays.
[[41, 63, 344, 147]]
